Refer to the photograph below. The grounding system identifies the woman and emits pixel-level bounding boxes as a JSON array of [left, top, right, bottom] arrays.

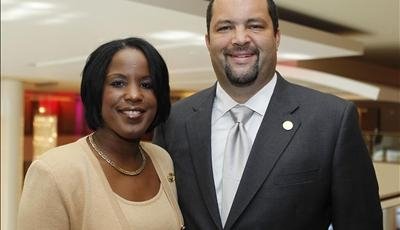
[[18, 37, 184, 229]]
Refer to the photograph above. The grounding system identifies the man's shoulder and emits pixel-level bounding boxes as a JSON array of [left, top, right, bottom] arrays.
[[172, 85, 215, 111], [284, 79, 350, 108]]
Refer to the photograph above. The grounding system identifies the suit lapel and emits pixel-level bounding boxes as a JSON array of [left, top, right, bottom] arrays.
[[185, 85, 223, 229], [225, 74, 302, 229]]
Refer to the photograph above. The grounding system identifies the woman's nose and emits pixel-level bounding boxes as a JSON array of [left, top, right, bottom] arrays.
[[123, 84, 143, 102]]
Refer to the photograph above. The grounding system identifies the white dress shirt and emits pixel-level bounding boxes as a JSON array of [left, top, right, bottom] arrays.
[[211, 73, 277, 215]]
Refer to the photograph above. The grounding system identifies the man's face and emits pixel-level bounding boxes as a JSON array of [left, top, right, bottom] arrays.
[[206, 0, 280, 89]]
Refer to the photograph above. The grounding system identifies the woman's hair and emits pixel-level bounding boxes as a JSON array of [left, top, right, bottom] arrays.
[[80, 37, 170, 132]]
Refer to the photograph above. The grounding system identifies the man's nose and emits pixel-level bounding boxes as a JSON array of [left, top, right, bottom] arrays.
[[232, 27, 250, 46]]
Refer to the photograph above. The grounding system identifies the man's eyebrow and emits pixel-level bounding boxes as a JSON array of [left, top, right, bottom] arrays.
[[246, 18, 267, 23], [214, 19, 233, 25]]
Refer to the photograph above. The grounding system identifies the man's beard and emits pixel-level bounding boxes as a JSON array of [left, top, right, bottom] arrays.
[[224, 55, 259, 87], [223, 46, 260, 87]]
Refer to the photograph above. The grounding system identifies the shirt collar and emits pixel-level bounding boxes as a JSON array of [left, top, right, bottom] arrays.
[[214, 72, 277, 119], [246, 73, 277, 116], [214, 83, 238, 120]]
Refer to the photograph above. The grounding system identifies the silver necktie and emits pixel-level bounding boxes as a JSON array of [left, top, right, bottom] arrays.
[[221, 105, 254, 226]]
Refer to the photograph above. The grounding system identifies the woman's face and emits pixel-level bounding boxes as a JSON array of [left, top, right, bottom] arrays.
[[100, 47, 157, 140]]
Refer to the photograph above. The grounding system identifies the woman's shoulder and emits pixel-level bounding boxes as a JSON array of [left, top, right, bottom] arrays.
[[140, 142, 173, 167], [38, 136, 87, 160], [31, 136, 90, 175]]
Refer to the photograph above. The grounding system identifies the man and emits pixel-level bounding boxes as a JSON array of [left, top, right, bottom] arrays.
[[153, 0, 383, 229]]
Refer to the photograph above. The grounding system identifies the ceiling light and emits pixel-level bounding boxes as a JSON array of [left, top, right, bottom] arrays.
[[34, 56, 86, 67], [278, 52, 312, 60], [38, 12, 83, 25], [155, 41, 205, 50], [22, 2, 53, 10], [2, 7, 34, 21], [149, 30, 203, 41], [1, 0, 15, 5], [1, 2, 54, 21]]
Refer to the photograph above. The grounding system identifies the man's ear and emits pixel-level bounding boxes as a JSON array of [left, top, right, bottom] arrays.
[[275, 29, 281, 50], [205, 34, 210, 50]]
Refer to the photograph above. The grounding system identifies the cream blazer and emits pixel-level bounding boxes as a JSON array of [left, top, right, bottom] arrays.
[[17, 136, 184, 230]]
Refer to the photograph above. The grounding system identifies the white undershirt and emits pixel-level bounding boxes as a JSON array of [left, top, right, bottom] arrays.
[[211, 73, 277, 215]]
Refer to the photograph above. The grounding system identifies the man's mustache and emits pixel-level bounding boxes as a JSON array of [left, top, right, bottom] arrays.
[[223, 46, 259, 56]]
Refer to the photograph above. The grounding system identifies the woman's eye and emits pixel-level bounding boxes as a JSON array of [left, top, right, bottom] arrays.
[[140, 80, 153, 89], [110, 80, 126, 88]]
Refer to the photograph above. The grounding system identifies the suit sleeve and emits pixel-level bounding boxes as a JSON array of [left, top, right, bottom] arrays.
[[17, 160, 70, 230], [331, 102, 382, 229]]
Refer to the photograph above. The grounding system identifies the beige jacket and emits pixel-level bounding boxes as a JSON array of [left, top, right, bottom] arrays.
[[17, 136, 184, 230]]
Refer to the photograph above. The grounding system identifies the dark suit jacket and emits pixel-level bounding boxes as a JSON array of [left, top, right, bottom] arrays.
[[153, 73, 382, 230]]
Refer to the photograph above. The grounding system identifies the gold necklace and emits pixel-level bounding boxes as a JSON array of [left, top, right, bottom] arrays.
[[88, 133, 146, 176]]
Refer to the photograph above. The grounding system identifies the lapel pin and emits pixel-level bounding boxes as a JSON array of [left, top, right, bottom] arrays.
[[167, 173, 175, 183], [282, 121, 293, 131]]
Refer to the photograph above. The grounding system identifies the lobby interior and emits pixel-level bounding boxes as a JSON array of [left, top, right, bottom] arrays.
[[2, 0, 399, 229]]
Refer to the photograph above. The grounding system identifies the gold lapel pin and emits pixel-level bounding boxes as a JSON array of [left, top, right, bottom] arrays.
[[167, 173, 175, 182], [282, 120, 294, 131]]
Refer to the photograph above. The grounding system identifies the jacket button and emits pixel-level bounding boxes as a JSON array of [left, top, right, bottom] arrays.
[[180, 225, 186, 230]]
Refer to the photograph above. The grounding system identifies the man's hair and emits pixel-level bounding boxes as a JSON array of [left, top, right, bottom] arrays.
[[206, 0, 279, 35], [80, 37, 170, 132]]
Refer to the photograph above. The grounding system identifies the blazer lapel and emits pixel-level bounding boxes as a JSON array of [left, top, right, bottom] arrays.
[[225, 74, 302, 229], [185, 85, 223, 229]]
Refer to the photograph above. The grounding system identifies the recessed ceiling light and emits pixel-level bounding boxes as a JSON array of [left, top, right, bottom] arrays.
[[149, 30, 203, 41], [278, 52, 312, 60], [38, 12, 84, 25], [1, 0, 15, 5], [22, 2, 54, 10], [1, 2, 54, 21], [34, 56, 86, 67], [2, 7, 34, 21]]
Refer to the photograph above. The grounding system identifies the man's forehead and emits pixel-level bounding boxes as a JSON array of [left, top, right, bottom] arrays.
[[212, 0, 269, 16], [211, 0, 270, 24]]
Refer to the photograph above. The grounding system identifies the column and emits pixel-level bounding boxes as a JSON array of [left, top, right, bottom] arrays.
[[383, 207, 397, 230], [1, 78, 24, 230]]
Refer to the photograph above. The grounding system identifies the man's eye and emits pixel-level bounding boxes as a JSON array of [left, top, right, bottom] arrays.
[[249, 24, 264, 30], [217, 26, 231, 32], [110, 80, 126, 88]]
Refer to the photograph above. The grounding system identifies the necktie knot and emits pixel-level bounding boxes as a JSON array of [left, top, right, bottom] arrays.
[[229, 105, 253, 124]]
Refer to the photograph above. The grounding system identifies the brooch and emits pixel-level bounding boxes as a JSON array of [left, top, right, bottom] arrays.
[[167, 173, 175, 182]]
